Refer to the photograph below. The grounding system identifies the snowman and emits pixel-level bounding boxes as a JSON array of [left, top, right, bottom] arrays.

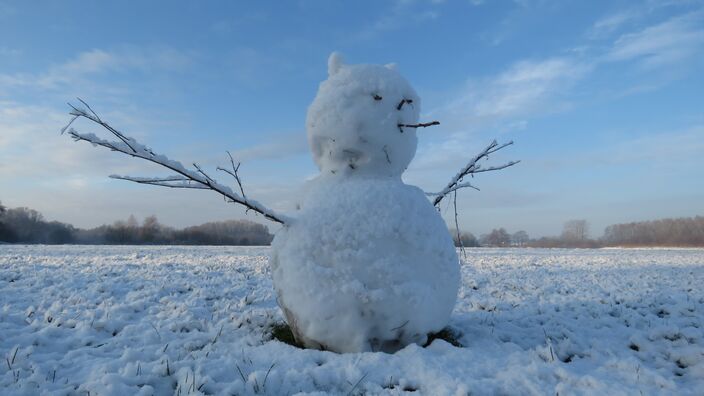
[[65, 53, 516, 354], [269, 53, 460, 353]]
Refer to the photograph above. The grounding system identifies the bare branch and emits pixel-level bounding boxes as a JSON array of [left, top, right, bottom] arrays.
[[66, 99, 138, 153], [425, 182, 479, 197], [109, 175, 209, 190], [398, 121, 440, 129], [60, 113, 79, 135], [63, 101, 291, 225], [432, 140, 519, 207], [216, 151, 247, 201], [454, 190, 466, 260], [471, 161, 521, 174]]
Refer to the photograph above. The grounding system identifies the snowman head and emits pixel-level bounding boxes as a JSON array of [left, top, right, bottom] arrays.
[[306, 53, 422, 177]]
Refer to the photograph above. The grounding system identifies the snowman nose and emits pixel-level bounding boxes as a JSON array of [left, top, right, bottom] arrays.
[[397, 121, 440, 133]]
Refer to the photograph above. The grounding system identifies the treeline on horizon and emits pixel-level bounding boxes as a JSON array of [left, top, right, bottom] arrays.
[[0, 201, 272, 245], [1, 201, 702, 247], [453, 217, 704, 248]]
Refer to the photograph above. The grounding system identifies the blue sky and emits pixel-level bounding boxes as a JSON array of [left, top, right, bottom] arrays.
[[1, 0, 703, 238]]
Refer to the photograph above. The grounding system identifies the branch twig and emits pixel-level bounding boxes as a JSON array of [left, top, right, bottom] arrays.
[[62, 99, 290, 225], [432, 140, 519, 207], [454, 190, 466, 260], [217, 151, 247, 201], [425, 182, 479, 197], [398, 121, 440, 129]]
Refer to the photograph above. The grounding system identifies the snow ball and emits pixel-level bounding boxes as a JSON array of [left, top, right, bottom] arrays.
[[306, 53, 422, 177]]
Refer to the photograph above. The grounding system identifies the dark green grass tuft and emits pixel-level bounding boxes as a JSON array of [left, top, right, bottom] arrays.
[[269, 322, 303, 348], [424, 327, 463, 348], [267, 322, 463, 350]]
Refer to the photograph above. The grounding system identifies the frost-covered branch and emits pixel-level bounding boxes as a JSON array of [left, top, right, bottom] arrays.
[[62, 100, 291, 225], [217, 151, 247, 201], [432, 140, 519, 207], [109, 175, 209, 190], [425, 182, 479, 197]]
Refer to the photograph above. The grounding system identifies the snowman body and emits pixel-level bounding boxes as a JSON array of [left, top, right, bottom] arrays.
[[270, 54, 460, 353]]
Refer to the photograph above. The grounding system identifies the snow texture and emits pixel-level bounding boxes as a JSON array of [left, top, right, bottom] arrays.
[[271, 176, 460, 353], [306, 53, 421, 177], [272, 53, 458, 352], [1, 246, 703, 395]]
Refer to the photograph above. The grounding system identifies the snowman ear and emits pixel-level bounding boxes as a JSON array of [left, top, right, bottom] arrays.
[[384, 63, 398, 72], [328, 52, 344, 76]]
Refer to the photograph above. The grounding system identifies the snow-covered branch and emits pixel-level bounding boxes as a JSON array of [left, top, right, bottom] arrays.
[[62, 100, 291, 225], [432, 140, 519, 207], [108, 175, 209, 190], [425, 182, 480, 197]]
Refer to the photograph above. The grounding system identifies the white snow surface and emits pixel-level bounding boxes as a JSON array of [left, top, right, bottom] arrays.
[[271, 176, 459, 353], [306, 53, 421, 177], [1, 246, 704, 395]]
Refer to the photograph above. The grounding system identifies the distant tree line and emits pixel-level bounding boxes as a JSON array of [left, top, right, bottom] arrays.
[[528, 219, 601, 248], [0, 201, 273, 245], [602, 216, 704, 247], [3, 200, 702, 247], [452, 228, 529, 248], [473, 217, 704, 248]]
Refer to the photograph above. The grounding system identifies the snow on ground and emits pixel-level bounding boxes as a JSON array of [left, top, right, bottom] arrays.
[[1, 246, 703, 395]]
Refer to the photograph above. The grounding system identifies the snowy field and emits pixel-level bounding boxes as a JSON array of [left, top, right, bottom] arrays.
[[1, 246, 703, 395]]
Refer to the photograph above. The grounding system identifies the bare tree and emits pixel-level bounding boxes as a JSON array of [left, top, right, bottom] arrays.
[[562, 219, 589, 241], [481, 228, 511, 247], [603, 216, 704, 247], [452, 231, 479, 247], [140, 215, 161, 243], [512, 230, 529, 247]]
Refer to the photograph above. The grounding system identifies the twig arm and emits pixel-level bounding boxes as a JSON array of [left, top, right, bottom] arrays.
[[432, 140, 519, 207], [63, 100, 291, 225], [425, 182, 480, 197]]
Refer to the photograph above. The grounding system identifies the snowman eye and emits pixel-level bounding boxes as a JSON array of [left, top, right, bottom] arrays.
[[397, 99, 413, 110], [372, 94, 383, 101]]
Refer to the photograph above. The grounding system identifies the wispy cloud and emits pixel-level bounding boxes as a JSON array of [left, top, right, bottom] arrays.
[[414, 7, 704, 174], [599, 124, 704, 166], [353, 0, 442, 41], [229, 132, 309, 162], [0, 47, 194, 93], [431, 57, 590, 133], [606, 11, 704, 69], [588, 9, 642, 39], [0, 102, 153, 178]]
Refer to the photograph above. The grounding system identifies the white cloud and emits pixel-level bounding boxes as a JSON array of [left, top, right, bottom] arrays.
[[353, 0, 442, 41], [0, 47, 194, 93], [606, 11, 704, 69], [430, 57, 590, 133], [415, 7, 704, 174], [0, 102, 162, 180], [601, 125, 704, 166], [588, 9, 641, 38], [229, 132, 308, 162]]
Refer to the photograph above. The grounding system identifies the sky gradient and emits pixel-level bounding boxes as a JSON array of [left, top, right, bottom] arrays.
[[1, 0, 703, 238]]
